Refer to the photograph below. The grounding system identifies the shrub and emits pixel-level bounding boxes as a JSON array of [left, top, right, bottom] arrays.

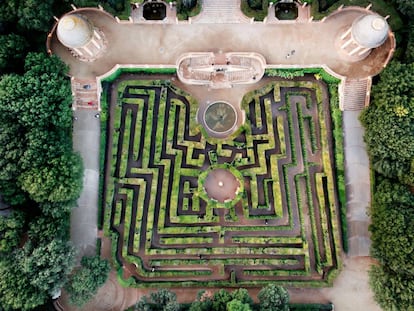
[[258, 284, 290, 311], [65, 256, 111, 307]]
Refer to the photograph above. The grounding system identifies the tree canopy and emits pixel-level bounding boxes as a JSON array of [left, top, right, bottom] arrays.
[[258, 284, 290, 311], [370, 265, 414, 311], [0, 209, 25, 253], [65, 256, 111, 307], [17, 0, 54, 32], [135, 288, 180, 311], [0, 239, 75, 310], [360, 61, 414, 186], [370, 179, 414, 275], [0, 51, 83, 310], [227, 299, 252, 311], [19, 152, 83, 203], [392, 0, 414, 18], [0, 34, 28, 73], [0, 52, 81, 207]]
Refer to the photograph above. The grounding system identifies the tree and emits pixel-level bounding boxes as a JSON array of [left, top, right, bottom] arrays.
[[181, 0, 197, 9], [150, 289, 179, 311], [0, 120, 29, 205], [38, 200, 77, 219], [0, 210, 25, 253], [0, 53, 72, 130], [212, 289, 232, 311], [0, 52, 78, 207], [404, 23, 414, 63], [24, 52, 69, 76], [0, 112, 25, 181], [227, 299, 252, 311], [17, 0, 54, 32], [19, 151, 83, 203], [0, 254, 48, 311], [65, 256, 111, 307], [231, 288, 253, 307], [360, 61, 414, 186], [258, 284, 290, 311], [20, 127, 72, 170], [0, 0, 19, 23], [22, 239, 76, 293], [0, 239, 75, 310], [28, 213, 70, 243], [370, 265, 414, 311], [392, 0, 414, 18], [0, 33, 28, 72], [369, 179, 414, 275], [189, 290, 214, 311], [135, 289, 179, 311]]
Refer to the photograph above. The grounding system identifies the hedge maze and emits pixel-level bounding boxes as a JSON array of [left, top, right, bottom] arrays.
[[103, 76, 343, 287]]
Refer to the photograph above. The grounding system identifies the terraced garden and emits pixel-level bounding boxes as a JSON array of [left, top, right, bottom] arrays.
[[101, 73, 344, 287]]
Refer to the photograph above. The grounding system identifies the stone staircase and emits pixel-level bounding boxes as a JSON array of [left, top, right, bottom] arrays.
[[192, 0, 251, 23], [340, 78, 372, 111]]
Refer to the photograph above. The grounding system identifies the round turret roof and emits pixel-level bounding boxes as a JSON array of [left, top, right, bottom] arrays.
[[351, 14, 389, 49], [57, 14, 94, 49]]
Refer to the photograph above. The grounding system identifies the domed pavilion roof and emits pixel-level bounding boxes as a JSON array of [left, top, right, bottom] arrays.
[[57, 14, 94, 49], [351, 14, 389, 49]]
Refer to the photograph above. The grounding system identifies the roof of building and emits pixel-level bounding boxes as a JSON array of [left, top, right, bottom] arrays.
[[352, 14, 389, 49], [57, 14, 94, 49]]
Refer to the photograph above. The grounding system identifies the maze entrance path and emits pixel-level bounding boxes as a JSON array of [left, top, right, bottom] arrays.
[[103, 75, 343, 287]]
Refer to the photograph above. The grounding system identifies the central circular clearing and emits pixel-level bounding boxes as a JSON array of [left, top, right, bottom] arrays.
[[204, 168, 240, 203], [204, 101, 237, 135]]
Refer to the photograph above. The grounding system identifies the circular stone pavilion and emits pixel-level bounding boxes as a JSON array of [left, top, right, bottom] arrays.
[[57, 14, 106, 61], [203, 168, 240, 203], [338, 13, 389, 61]]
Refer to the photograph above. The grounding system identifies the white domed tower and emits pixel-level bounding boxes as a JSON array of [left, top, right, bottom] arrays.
[[338, 14, 389, 61], [57, 14, 106, 61]]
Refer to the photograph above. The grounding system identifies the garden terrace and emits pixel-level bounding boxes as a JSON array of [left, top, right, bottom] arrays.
[[102, 74, 343, 287]]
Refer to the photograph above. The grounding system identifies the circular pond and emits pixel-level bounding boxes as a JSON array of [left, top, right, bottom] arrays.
[[203, 101, 237, 136], [203, 168, 240, 203]]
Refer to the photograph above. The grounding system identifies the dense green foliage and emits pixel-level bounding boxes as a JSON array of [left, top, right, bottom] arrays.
[[240, 0, 269, 21], [247, 0, 264, 10], [369, 179, 414, 274], [367, 178, 414, 310], [135, 288, 180, 311], [391, 0, 414, 18], [0, 210, 25, 252], [132, 286, 293, 311], [0, 53, 80, 205], [362, 3, 414, 308], [370, 265, 414, 311], [226, 300, 252, 311], [65, 256, 111, 307], [0, 34, 28, 72], [0, 52, 83, 310], [19, 152, 83, 203], [258, 284, 290, 311], [0, 239, 75, 310], [175, 0, 201, 20], [360, 61, 414, 186]]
